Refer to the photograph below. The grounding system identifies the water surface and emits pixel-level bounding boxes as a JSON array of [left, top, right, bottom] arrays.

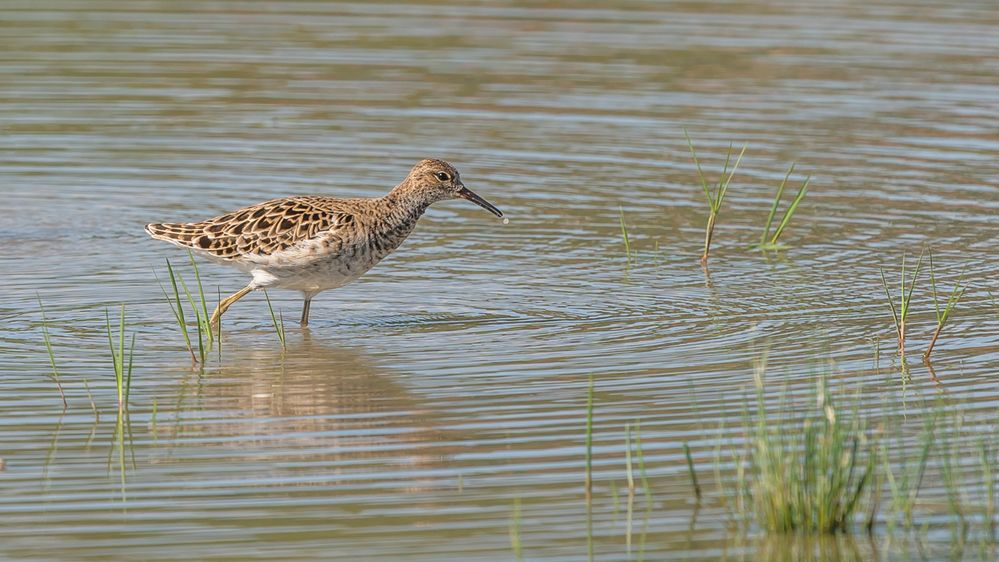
[[1, 1, 998, 560]]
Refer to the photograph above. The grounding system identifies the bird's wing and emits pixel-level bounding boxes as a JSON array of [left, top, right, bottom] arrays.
[[145, 196, 357, 261]]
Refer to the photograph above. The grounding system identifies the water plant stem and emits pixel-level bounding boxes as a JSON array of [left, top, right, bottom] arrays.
[[683, 441, 701, 502], [619, 206, 633, 267], [263, 290, 287, 350], [37, 296, 67, 411], [879, 250, 924, 358], [922, 250, 966, 362], [584, 373, 594, 501], [684, 129, 746, 265]]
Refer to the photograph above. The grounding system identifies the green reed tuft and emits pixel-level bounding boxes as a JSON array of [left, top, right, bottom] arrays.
[[104, 304, 135, 414], [157, 258, 210, 364], [263, 290, 287, 351], [922, 250, 966, 362], [684, 129, 746, 265], [747, 372, 873, 533], [879, 250, 924, 358], [37, 296, 67, 411], [757, 163, 810, 250]]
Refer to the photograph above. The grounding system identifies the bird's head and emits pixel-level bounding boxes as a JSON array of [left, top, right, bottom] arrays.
[[402, 159, 503, 218]]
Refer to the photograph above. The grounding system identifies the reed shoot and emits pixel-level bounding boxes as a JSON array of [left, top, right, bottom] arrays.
[[263, 290, 287, 351], [619, 206, 633, 267], [922, 250, 966, 362], [684, 130, 746, 265], [104, 305, 135, 414], [509, 497, 522, 561], [757, 163, 810, 250], [684, 441, 701, 502], [158, 259, 199, 363], [187, 251, 214, 345], [879, 250, 924, 358], [37, 296, 67, 411], [584, 373, 594, 500]]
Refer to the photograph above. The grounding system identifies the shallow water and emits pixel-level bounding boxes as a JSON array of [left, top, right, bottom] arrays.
[[2, 1, 998, 560]]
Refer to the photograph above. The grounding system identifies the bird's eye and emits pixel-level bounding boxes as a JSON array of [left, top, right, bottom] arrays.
[[435, 171, 450, 181]]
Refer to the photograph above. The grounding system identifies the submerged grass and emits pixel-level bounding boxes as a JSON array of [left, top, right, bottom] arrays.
[[684, 129, 746, 265], [757, 163, 811, 251], [923, 250, 966, 362], [263, 290, 287, 351], [37, 296, 67, 411], [879, 250, 924, 358]]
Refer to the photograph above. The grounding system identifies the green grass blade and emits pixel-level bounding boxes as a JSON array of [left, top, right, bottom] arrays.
[[187, 250, 213, 343], [585, 373, 594, 499], [160, 260, 194, 358], [902, 249, 925, 320], [37, 296, 67, 410], [619, 206, 632, 264], [715, 143, 746, 210], [879, 268, 900, 333], [683, 129, 712, 205], [761, 164, 794, 245], [770, 176, 810, 244]]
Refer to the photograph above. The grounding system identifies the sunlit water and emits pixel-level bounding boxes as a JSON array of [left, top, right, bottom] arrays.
[[1, 1, 998, 560]]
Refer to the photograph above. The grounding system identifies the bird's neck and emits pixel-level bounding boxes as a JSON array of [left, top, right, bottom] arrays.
[[381, 182, 434, 221]]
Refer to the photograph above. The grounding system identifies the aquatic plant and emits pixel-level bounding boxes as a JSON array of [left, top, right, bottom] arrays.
[[37, 296, 67, 411], [584, 373, 594, 501], [619, 206, 633, 267], [747, 370, 873, 533], [104, 304, 135, 414], [684, 441, 701, 502], [922, 250, 966, 362], [509, 497, 522, 561], [263, 290, 287, 351], [157, 257, 210, 364], [879, 250, 924, 358], [757, 163, 810, 250], [684, 129, 746, 265]]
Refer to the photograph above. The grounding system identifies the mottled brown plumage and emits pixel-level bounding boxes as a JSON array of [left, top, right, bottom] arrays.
[[145, 159, 502, 327]]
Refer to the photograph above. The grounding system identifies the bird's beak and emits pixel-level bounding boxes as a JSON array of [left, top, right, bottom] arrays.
[[456, 186, 503, 218]]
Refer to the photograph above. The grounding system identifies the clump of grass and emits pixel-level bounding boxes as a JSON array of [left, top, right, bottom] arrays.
[[263, 290, 287, 351], [882, 416, 934, 530], [157, 257, 212, 364], [37, 296, 67, 411], [922, 250, 966, 362], [684, 129, 747, 265], [619, 206, 633, 267], [756, 163, 811, 251], [104, 304, 135, 414], [747, 373, 873, 533], [879, 250, 924, 358]]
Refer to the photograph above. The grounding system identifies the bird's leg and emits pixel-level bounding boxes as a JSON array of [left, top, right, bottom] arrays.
[[300, 296, 312, 327], [210, 285, 254, 327]]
